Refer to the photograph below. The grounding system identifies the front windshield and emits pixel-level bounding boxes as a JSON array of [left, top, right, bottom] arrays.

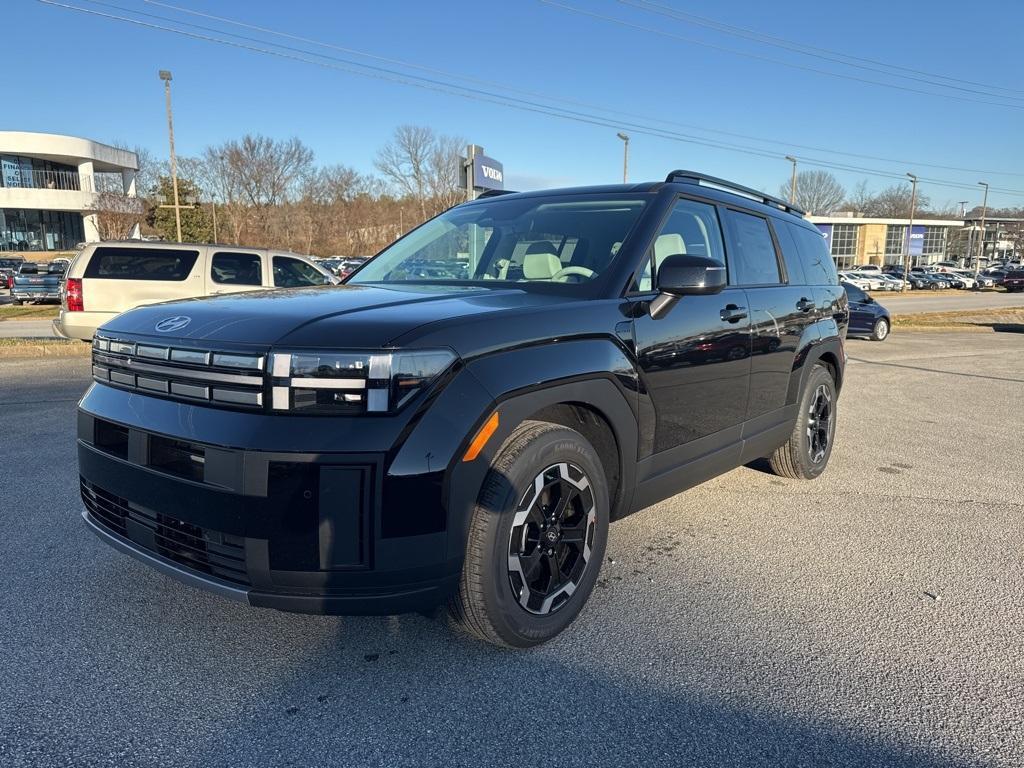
[[350, 194, 647, 287]]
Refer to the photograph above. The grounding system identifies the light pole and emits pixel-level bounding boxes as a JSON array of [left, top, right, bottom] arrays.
[[616, 132, 630, 183], [957, 200, 969, 218], [975, 181, 989, 278], [210, 195, 218, 244], [902, 173, 918, 293], [785, 155, 798, 205], [159, 70, 183, 243]]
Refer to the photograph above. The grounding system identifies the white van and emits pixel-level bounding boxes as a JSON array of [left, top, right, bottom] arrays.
[[54, 241, 337, 341]]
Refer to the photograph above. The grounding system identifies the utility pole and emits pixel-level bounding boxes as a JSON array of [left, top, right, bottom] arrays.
[[159, 70, 183, 243], [975, 181, 989, 278], [616, 132, 630, 183], [210, 196, 218, 243], [902, 173, 918, 293], [957, 200, 969, 218], [785, 155, 798, 204]]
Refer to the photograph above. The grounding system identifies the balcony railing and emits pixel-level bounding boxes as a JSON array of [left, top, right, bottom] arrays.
[[1, 169, 87, 192]]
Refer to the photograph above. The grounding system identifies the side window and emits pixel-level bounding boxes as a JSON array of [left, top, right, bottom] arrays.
[[211, 252, 262, 285], [787, 222, 839, 286], [771, 219, 806, 285], [634, 198, 725, 292], [273, 256, 326, 288], [843, 283, 868, 303], [83, 247, 199, 281], [723, 210, 782, 286]]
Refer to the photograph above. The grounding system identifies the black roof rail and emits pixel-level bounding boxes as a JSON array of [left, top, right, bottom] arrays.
[[665, 169, 806, 216], [476, 189, 517, 199]]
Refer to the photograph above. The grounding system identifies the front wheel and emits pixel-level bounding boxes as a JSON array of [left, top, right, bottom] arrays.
[[872, 318, 890, 341], [449, 420, 609, 648], [768, 364, 838, 480]]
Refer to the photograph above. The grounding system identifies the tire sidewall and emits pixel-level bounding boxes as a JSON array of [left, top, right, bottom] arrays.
[[476, 428, 609, 648], [873, 318, 889, 341]]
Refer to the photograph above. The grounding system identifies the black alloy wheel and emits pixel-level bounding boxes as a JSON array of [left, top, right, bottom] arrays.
[[507, 462, 596, 616]]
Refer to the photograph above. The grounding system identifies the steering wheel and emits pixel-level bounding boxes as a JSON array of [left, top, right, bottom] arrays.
[[551, 266, 596, 283]]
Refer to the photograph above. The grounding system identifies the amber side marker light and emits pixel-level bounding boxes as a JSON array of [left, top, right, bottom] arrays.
[[462, 411, 500, 462]]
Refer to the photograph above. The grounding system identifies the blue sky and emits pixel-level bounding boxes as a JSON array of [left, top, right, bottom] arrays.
[[11, 0, 1024, 208]]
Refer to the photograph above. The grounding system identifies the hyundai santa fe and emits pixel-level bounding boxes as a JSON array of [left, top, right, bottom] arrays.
[[77, 170, 848, 648]]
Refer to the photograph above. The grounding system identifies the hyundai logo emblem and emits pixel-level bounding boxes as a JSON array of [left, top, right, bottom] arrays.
[[154, 315, 191, 333]]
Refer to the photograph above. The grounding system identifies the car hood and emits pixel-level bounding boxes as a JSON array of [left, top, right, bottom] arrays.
[[99, 283, 578, 349]]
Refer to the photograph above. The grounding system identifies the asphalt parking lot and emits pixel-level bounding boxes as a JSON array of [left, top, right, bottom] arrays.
[[2, 331, 1022, 767]]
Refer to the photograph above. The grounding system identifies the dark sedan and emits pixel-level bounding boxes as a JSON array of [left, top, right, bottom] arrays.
[[843, 282, 891, 341]]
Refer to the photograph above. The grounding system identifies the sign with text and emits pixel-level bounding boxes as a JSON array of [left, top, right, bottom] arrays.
[[472, 155, 504, 191]]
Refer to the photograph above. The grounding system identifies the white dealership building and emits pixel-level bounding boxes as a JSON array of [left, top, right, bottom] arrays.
[[0, 131, 138, 253]]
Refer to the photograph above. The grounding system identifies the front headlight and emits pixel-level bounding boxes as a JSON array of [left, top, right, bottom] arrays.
[[269, 348, 457, 414]]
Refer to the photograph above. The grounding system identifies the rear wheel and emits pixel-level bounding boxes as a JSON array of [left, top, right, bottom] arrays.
[[449, 420, 609, 648], [872, 318, 890, 341], [768, 364, 837, 480]]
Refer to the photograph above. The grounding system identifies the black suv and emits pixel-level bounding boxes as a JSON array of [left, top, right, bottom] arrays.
[[77, 171, 848, 647]]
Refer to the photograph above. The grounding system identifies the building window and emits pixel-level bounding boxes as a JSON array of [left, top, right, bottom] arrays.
[[0, 209, 84, 251], [922, 227, 946, 256], [829, 224, 857, 269], [885, 225, 907, 263]]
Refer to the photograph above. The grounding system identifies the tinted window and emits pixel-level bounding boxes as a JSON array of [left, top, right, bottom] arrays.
[[635, 198, 725, 292], [212, 252, 262, 285], [771, 220, 806, 285], [843, 283, 868, 303], [787, 222, 838, 286], [84, 247, 199, 281], [724, 210, 781, 285], [273, 256, 327, 288]]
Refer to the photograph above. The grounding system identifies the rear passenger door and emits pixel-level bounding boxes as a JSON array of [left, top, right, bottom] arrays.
[[721, 209, 816, 427], [272, 255, 329, 288], [207, 250, 266, 295]]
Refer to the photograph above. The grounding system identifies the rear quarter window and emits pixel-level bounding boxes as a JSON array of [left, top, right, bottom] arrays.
[[770, 219, 806, 285], [83, 247, 200, 281], [787, 223, 838, 286]]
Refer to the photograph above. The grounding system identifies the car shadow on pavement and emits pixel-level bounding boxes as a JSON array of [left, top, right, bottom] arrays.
[[170, 609, 974, 768]]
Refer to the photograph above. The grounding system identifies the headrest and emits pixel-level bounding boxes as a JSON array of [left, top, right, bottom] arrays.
[[654, 233, 686, 261], [522, 251, 562, 279], [525, 241, 557, 256]]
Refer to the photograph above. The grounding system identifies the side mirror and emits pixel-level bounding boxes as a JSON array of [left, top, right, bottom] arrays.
[[649, 254, 726, 319], [657, 254, 727, 296]]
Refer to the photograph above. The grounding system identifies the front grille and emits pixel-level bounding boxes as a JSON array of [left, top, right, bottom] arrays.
[[91, 335, 266, 410], [81, 478, 250, 586]]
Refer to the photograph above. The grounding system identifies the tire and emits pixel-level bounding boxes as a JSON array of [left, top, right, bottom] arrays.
[[872, 318, 890, 341], [768, 364, 837, 481], [449, 420, 610, 648], [929, 282, 940, 290]]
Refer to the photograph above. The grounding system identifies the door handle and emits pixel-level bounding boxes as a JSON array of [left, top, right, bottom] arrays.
[[720, 304, 748, 323], [796, 297, 815, 312]]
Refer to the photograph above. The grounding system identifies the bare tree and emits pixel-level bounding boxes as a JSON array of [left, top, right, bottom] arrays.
[[375, 125, 465, 221], [89, 188, 144, 240], [778, 170, 846, 215], [858, 184, 931, 218]]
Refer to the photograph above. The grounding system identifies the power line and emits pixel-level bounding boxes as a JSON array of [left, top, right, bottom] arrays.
[[36, 0, 1024, 199], [540, 0, 1024, 111], [620, 0, 1024, 99], [128, 0, 1024, 179]]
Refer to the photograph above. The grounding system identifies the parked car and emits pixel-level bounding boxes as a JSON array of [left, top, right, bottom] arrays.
[[839, 272, 873, 291], [0, 267, 15, 290], [77, 170, 848, 648], [854, 264, 882, 273], [11, 262, 63, 304], [845, 271, 888, 290], [981, 268, 1008, 286], [953, 270, 992, 289], [54, 242, 337, 341], [1003, 270, 1024, 292], [932, 272, 967, 289], [874, 274, 905, 291], [843, 283, 890, 341]]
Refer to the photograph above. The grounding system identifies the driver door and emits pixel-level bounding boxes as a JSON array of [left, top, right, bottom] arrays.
[[631, 197, 751, 459]]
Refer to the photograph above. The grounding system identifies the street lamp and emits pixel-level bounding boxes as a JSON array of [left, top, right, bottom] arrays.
[[975, 181, 989, 278], [785, 155, 798, 205], [616, 132, 629, 183], [159, 69, 183, 243], [902, 172, 918, 293]]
